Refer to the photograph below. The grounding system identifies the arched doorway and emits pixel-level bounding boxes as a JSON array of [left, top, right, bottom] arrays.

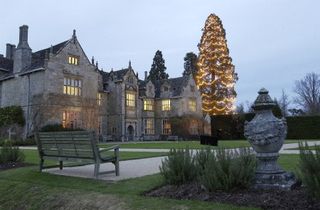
[[127, 125, 134, 141]]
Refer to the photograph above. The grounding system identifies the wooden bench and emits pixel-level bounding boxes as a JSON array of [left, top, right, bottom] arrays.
[[35, 131, 119, 178]]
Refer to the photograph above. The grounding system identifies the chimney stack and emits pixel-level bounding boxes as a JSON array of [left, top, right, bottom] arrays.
[[13, 25, 32, 73], [6, 44, 16, 59], [144, 71, 148, 81], [17, 25, 30, 49]]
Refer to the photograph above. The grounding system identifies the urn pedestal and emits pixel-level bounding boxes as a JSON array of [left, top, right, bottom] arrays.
[[244, 88, 297, 190]]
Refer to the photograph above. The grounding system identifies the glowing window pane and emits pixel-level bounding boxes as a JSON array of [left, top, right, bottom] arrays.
[[126, 92, 135, 107], [162, 119, 171, 134], [63, 77, 82, 96], [189, 99, 196, 112], [162, 99, 171, 111], [143, 99, 153, 111]]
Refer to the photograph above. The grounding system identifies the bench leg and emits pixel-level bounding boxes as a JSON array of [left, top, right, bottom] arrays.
[[115, 148, 120, 176], [59, 161, 63, 170], [115, 159, 120, 176], [94, 162, 100, 179], [39, 159, 44, 172]]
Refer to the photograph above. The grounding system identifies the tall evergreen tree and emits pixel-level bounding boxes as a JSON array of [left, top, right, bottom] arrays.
[[196, 14, 238, 115], [182, 52, 198, 77], [147, 50, 168, 83]]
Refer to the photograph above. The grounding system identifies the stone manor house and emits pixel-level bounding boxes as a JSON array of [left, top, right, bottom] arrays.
[[0, 25, 209, 141]]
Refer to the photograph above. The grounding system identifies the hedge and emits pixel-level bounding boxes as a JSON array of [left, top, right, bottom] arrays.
[[286, 116, 320, 139], [211, 114, 320, 140]]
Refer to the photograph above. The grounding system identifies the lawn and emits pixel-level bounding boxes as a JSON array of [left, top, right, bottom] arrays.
[[22, 149, 167, 166], [100, 140, 251, 149], [0, 153, 299, 210], [100, 139, 303, 150]]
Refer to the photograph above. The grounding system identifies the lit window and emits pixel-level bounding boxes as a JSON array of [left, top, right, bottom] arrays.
[[68, 55, 79, 65], [126, 92, 135, 107], [162, 119, 171, 135], [144, 99, 154, 111], [62, 111, 81, 129], [162, 99, 171, 111], [63, 77, 82, 96], [145, 119, 154, 135], [189, 99, 197, 112], [97, 93, 102, 106]]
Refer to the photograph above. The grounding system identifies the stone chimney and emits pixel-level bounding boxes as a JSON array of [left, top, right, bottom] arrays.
[[6, 44, 16, 60], [144, 71, 148, 81], [13, 25, 32, 73]]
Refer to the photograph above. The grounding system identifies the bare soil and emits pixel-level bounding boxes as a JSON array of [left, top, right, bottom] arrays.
[[145, 183, 320, 210]]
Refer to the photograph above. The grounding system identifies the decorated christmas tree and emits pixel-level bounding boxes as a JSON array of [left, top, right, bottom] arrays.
[[196, 14, 237, 115]]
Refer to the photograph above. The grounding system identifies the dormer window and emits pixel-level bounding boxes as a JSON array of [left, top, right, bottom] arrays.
[[163, 86, 169, 91], [68, 55, 79, 65]]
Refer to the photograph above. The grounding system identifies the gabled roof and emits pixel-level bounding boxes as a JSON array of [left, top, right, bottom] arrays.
[[155, 76, 189, 98], [100, 66, 138, 84], [0, 40, 68, 80], [25, 41, 68, 72], [100, 68, 129, 83]]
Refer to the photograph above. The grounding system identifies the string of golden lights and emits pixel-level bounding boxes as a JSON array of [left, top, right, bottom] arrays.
[[196, 14, 237, 116]]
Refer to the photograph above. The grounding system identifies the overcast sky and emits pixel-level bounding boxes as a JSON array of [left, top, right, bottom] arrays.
[[1, 0, 319, 107]]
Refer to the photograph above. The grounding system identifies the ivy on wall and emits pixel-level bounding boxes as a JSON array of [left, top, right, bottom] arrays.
[[0, 106, 25, 127]]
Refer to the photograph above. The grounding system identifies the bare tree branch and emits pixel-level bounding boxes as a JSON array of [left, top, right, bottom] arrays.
[[293, 72, 320, 115]]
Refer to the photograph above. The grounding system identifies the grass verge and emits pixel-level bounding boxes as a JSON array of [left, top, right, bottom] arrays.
[[100, 139, 305, 150], [0, 154, 298, 210], [22, 149, 167, 166]]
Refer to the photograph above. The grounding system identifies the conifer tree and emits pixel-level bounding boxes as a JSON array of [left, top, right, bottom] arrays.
[[148, 50, 168, 83], [182, 52, 198, 77], [196, 14, 237, 115]]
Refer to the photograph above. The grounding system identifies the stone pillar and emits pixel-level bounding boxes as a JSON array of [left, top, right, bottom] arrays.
[[244, 88, 297, 190]]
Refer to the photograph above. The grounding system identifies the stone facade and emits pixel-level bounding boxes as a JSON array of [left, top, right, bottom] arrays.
[[0, 25, 208, 141], [101, 66, 207, 141]]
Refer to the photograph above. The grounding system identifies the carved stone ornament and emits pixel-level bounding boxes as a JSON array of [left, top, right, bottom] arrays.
[[244, 88, 297, 190]]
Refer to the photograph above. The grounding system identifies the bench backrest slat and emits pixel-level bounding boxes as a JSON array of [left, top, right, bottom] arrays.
[[36, 131, 97, 160]]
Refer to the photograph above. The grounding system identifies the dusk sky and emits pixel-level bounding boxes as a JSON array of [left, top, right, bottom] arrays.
[[1, 0, 319, 107]]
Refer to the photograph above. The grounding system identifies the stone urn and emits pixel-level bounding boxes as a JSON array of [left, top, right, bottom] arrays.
[[244, 88, 297, 190]]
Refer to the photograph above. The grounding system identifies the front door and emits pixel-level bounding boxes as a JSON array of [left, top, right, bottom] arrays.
[[127, 125, 134, 141]]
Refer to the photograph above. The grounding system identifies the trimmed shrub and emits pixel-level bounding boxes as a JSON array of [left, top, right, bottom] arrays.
[[199, 147, 255, 192], [0, 140, 25, 164], [159, 147, 256, 191], [194, 147, 214, 176], [160, 148, 197, 185], [0, 137, 36, 146], [298, 142, 320, 199]]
